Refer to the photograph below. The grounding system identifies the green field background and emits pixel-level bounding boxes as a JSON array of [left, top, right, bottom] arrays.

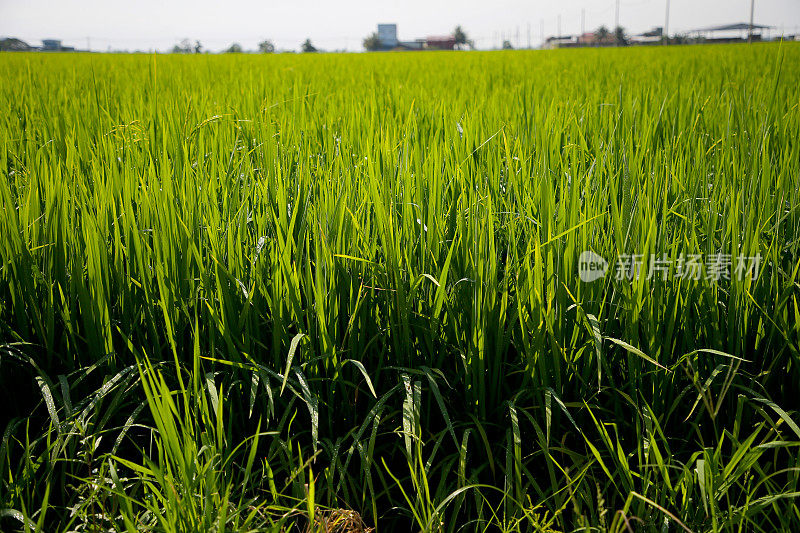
[[1, 44, 799, 531]]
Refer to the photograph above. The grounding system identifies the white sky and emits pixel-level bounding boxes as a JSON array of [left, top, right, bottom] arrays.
[[1, 0, 799, 52]]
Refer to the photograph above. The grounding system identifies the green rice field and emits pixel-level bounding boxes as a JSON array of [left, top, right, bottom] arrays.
[[1, 43, 800, 531]]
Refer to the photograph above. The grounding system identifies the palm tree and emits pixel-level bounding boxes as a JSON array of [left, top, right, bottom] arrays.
[[454, 26, 473, 50], [596, 25, 610, 45], [614, 26, 628, 46]]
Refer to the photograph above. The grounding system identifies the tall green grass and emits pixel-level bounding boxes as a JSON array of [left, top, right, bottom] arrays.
[[1, 43, 799, 531]]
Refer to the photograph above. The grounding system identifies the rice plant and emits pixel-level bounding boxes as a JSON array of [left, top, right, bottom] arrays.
[[1, 43, 799, 531]]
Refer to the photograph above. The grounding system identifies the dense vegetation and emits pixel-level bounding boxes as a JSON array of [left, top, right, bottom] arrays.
[[1, 43, 799, 532]]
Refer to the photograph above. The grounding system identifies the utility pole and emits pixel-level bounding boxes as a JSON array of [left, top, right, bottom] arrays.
[[558, 14, 562, 38], [516, 26, 520, 48], [615, 0, 620, 31], [581, 9, 586, 35], [527, 23, 531, 48], [664, 0, 671, 44], [540, 19, 544, 46], [748, 0, 755, 43], [86, 37, 91, 52]]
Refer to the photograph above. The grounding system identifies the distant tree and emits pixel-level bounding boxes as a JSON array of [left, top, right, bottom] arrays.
[[454, 26, 473, 50], [171, 38, 192, 53], [0, 37, 32, 51], [363, 32, 381, 51], [596, 26, 610, 44], [258, 40, 275, 53], [502, 40, 513, 50], [225, 43, 243, 53], [301, 39, 317, 53], [194, 40, 202, 53], [614, 26, 628, 45]]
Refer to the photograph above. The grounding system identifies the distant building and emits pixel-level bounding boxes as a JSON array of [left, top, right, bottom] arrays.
[[688, 22, 771, 43], [575, 32, 615, 46], [396, 39, 426, 50], [544, 22, 774, 49], [545, 35, 578, 48], [630, 27, 663, 45], [39, 39, 75, 52], [370, 24, 456, 51], [41, 39, 62, 51], [425, 36, 456, 50], [371, 24, 457, 51], [377, 24, 398, 49]]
